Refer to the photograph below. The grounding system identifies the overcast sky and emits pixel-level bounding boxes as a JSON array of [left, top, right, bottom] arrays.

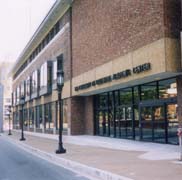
[[0, 0, 56, 62]]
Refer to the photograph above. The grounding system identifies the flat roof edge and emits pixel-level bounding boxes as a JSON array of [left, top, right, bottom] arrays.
[[11, 0, 73, 76]]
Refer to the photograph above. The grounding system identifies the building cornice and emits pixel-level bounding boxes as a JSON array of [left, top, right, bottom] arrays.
[[11, 0, 73, 76]]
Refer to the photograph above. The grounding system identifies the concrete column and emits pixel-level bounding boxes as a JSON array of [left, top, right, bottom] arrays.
[[69, 97, 85, 135], [84, 96, 94, 135]]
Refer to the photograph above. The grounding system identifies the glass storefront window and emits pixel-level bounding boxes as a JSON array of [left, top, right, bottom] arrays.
[[29, 107, 34, 128], [141, 82, 157, 100], [94, 77, 178, 144], [23, 109, 28, 128], [36, 105, 43, 130], [63, 101, 68, 130], [44, 103, 53, 130], [167, 104, 178, 144], [120, 88, 132, 105], [159, 78, 177, 99], [133, 86, 139, 104], [98, 93, 108, 109]]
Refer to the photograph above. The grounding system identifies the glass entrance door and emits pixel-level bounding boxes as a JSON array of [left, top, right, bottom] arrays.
[[140, 106, 153, 141], [153, 106, 166, 143], [140, 105, 166, 143], [167, 104, 178, 144], [118, 106, 133, 139], [140, 102, 178, 144]]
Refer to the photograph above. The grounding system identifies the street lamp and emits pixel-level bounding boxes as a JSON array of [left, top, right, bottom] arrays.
[[55, 69, 66, 154], [8, 105, 12, 135], [19, 96, 26, 141]]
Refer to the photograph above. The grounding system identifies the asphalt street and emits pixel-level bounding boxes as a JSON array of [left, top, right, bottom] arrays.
[[0, 136, 90, 180]]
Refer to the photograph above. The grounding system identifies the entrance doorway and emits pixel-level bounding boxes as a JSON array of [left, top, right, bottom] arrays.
[[94, 77, 178, 144], [139, 100, 178, 144]]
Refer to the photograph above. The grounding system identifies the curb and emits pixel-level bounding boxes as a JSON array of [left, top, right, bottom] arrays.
[[2, 135, 133, 180]]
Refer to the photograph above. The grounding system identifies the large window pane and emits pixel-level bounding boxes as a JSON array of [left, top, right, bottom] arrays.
[[40, 63, 48, 89], [120, 88, 132, 105], [44, 103, 53, 131], [20, 82, 25, 97], [141, 107, 153, 141], [153, 106, 165, 143], [32, 70, 38, 93], [159, 78, 177, 99], [167, 104, 178, 144], [141, 82, 157, 100], [16, 86, 20, 104], [26, 77, 31, 97]]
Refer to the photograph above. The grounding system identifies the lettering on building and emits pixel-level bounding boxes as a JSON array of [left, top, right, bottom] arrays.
[[75, 63, 151, 91]]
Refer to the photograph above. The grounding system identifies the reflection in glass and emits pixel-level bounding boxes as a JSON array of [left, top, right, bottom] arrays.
[[26, 76, 31, 97], [153, 106, 165, 143], [40, 63, 48, 89], [20, 81, 25, 97], [134, 106, 139, 140], [94, 77, 178, 144], [141, 107, 152, 141], [120, 88, 132, 105], [159, 79, 177, 99], [167, 104, 178, 144], [141, 82, 157, 100], [44, 103, 53, 131]]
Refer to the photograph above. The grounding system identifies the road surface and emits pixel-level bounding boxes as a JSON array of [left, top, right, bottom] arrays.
[[0, 136, 90, 180]]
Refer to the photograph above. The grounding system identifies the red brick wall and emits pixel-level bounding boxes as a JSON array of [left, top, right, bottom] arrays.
[[164, 0, 181, 38], [68, 96, 94, 135], [72, 0, 181, 77], [70, 96, 85, 135], [84, 96, 94, 135]]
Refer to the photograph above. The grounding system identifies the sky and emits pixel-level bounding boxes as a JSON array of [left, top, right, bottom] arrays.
[[0, 0, 56, 62]]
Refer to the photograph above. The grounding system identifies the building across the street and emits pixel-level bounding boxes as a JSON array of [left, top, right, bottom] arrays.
[[11, 0, 182, 145]]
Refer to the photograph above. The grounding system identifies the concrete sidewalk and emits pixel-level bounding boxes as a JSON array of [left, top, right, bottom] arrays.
[[2, 131, 182, 180]]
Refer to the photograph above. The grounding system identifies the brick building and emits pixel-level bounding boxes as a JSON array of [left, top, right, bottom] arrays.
[[11, 0, 182, 144]]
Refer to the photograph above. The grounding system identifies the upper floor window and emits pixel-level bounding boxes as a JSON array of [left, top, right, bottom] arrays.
[[13, 14, 67, 81], [53, 54, 63, 82], [40, 63, 48, 89], [26, 76, 31, 97], [16, 86, 20, 104], [20, 81, 25, 97], [31, 70, 38, 94]]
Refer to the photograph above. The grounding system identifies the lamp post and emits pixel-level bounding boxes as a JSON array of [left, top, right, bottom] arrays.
[[8, 105, 12, 135], [19, 96, 26, 141], [55, 69, 66, 154]]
